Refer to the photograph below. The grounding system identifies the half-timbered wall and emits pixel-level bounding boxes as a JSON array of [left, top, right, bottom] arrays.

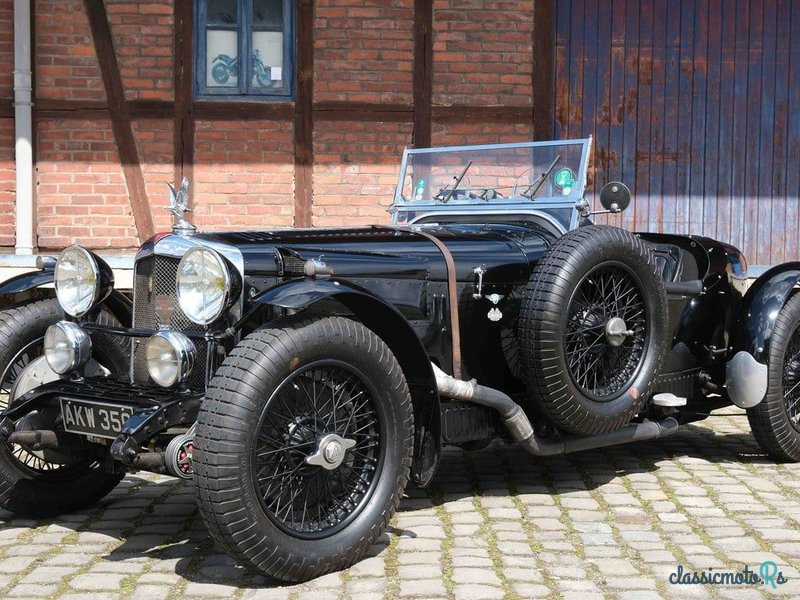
[[3, 0, 798, 265], [0, 0, 548, 251]]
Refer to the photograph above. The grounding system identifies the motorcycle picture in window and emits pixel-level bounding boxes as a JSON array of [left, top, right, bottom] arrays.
[[211, 49, 279, 88]]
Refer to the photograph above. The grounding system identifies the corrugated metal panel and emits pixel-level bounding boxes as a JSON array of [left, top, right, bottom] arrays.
[[555, 0, 798, 265]]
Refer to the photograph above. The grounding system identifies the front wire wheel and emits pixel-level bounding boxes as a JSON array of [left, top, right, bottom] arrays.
[[194, 315, 414, 582], [253, 361, 383, 538]]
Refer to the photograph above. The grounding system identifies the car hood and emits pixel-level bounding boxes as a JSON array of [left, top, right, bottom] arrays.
[[196, 224, 553, 284]]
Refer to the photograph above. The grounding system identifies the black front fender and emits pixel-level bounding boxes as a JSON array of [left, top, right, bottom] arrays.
[[0, 270, 132, 328], [732, 263, 800, 363], [254, 277, 441, 487], [0, 270, 54, 296]]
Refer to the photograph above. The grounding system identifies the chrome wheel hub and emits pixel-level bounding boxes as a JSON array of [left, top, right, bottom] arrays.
[[305, 433, 357, 470], [604, 316, 633, 347]]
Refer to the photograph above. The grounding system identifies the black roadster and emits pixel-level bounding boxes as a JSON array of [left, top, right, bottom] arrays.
[[0, 138, 797, 581]]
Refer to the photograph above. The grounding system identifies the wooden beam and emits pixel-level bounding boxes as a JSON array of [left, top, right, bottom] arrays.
[[532, 0, 555, 140], [433, 106, 532, 123], [413, 0, 433, 147], [0, 99, 12, 119], [33, 100, 534, 125], [195, 101, 294, 120], [83, 0, 154, 242], [314, 101, 413, 122], [293, 0, 314, 228], [174, 0, 194, 205]]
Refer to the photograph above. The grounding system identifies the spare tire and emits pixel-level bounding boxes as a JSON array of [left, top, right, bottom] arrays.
[[518, 225, 669, 435]]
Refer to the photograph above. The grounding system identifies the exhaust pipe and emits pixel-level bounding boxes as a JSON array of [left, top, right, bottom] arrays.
[[8, 430, 59, 450], [433, 364, 679, 456]]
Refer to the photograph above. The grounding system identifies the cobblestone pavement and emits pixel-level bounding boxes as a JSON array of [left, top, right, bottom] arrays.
[[1, 407, 800, 599]]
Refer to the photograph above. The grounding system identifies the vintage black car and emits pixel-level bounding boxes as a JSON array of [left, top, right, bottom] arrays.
[[0, 138, 797, 581]]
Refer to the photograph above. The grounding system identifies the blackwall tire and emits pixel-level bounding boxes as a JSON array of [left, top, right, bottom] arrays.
[[193, 315, 414, 582], [519, 225, 669, 435], [0, 299, 126, 517], [747, 293, 800, 462]]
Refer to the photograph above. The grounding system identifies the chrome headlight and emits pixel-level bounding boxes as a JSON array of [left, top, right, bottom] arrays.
[[176, 246, 233, 325], [146, 331, 195, 388], [44, 321, 92, 375], [54, 245, 113, 317]]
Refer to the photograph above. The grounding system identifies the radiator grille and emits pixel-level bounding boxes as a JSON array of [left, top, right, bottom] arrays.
[[131, 255, 208, 388]]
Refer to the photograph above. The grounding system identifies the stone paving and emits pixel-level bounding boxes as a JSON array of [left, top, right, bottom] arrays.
[[0, 407, 799, 599]]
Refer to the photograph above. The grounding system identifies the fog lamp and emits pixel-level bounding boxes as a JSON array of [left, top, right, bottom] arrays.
[[145, 331, 195, 388], [43, 321, 92, 375]]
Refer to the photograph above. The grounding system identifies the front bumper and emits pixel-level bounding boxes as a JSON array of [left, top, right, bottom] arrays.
[[0, 376, 202, 465]]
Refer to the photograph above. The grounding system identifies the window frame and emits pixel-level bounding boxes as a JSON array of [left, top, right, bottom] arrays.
[[195, 0, 294, 100]]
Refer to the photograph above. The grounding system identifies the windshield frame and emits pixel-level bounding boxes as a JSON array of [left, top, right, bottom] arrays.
[[390, 137, 593, 232]]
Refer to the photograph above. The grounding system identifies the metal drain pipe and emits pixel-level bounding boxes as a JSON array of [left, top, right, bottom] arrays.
[[433, 364, 680, 456], [13, 0, 35, 255]]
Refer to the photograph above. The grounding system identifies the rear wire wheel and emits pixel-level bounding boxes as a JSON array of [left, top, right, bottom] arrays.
[[748, 293, 800, 461]]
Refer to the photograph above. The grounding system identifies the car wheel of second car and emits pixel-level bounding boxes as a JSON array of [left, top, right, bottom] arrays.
[[0, 298, 129, 517]]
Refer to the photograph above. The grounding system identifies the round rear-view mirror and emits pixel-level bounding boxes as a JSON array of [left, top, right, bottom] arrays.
[[599, 182, 631, 213]]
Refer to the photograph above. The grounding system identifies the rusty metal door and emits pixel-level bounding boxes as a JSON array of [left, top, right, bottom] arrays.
[[555, 0, 799, 265]]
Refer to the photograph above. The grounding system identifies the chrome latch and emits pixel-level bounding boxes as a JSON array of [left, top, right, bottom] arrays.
[[473, 265, 486, 299]]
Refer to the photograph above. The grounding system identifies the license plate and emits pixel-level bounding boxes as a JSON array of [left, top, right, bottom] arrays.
[[60, 399, 134, 439]]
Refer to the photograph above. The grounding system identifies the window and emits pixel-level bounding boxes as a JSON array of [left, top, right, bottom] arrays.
[[196, 0, 293, 98]]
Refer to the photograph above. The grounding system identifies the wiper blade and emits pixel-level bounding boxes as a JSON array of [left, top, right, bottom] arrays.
[[435, 161, 473, 203], [522, 154, 561, 199]]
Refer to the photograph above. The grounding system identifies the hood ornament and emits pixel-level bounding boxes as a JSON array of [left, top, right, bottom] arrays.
[[166, 177, 196, 236]]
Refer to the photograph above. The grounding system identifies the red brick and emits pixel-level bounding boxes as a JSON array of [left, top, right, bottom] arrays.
[[193, 119, 295, 231], [315, 0, 414, 104], [433, 0, 533, 107], [36, 119, 139, 249]]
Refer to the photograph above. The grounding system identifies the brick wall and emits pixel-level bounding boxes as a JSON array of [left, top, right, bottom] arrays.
[[107, 0, 175, 100], [194, 120, 295, 230], [36, 0, 106, 101], [313, 121, 412, 226], [314, 0, 414, 104], [433, 0, 533, 107], [0, 1, 541, 251], [0, 119, 14, 248], [0, 0, 12, 247], [132, 119, 174, 233], [0, 0, 12, 99], [36, 119, 138, 249]]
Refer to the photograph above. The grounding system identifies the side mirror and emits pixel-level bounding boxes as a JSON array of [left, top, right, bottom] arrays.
[[599, 181, 631, 213]]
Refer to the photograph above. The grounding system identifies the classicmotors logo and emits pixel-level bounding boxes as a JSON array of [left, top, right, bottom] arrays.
[[669, 562, 789, 589]]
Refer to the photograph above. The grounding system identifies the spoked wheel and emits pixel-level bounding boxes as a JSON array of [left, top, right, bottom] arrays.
[[0, 335, 63, 472], [253, 361, 383, 538], [749, 294, 800, 461], [0, 299, 128, 516], [194, 315, 414, 582], [565, 263, 648, 401], [520, 225, 669, 435]]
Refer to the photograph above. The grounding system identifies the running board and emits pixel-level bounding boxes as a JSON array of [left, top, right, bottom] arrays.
[[432, 364, 680, 456]]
